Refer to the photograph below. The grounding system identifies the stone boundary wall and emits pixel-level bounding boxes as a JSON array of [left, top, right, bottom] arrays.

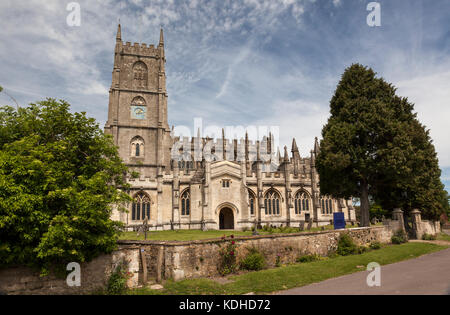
[[382, 209, 442, 240], [382, 219, 404, 233], [414, 220, 441, 239], [120, 226, 393, 282], [0, 221, 440, 295], [0, 246, 140, 295]]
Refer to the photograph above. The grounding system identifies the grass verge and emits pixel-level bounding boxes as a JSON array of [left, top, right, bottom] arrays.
[[437, 233, 450, 242], [118, 225, 357, 242], [128, 242, 448, 295]]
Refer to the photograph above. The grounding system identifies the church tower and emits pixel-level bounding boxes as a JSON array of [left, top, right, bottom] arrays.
[[105, 25, 173, 177]]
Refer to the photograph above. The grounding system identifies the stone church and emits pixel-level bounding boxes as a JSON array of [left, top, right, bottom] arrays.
[[105, 25, 355, 231]]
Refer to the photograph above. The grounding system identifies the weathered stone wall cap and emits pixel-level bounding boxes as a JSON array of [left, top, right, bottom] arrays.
[[117, 227, 382, 246]]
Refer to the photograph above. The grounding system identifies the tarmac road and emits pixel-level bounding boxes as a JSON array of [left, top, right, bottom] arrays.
[[277, 247, 450, 295]]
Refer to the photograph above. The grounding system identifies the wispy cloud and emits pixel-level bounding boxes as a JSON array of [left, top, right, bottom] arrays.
[[215, 46, 252, 99], [332, 0, 342, 7], [0, 0, 449, 190]]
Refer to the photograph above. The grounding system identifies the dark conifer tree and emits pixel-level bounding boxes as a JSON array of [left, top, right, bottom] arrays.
[[316, 64, 445, 226]]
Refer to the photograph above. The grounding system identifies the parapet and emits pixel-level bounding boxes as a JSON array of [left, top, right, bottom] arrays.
[[121, 41, 159, 57], [127, 176, 158, 187]]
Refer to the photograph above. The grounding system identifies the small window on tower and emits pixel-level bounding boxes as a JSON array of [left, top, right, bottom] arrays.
[[222, 180, 231, 188], [136, 144, 140, 157], [131, 137, 145, 158], [133, 61, 148, 89]]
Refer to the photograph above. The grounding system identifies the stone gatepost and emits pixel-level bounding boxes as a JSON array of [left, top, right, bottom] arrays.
[[410, 209, 423, 240], [392, 208, 406, 233]]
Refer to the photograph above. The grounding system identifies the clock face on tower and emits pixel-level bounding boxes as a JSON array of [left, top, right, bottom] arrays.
[[131, 106, 147, 120]]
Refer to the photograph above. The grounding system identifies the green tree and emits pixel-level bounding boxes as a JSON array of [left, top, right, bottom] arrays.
[[0, 99, 131, 274], [439, 190, 449, 222], [369, 204, 388, 221], [370, 94, 445, 221], [447, 191, 450, 214], [316, 64, 445, 226]]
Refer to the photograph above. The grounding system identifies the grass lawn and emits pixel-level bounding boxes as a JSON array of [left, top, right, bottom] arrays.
[[118, 225, 357, 241], [119, 229, 255, 241], [128, 242, 448, 295], [437, 233, 450, 242]]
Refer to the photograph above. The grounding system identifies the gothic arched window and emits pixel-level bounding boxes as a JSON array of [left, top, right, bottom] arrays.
[[132, 192, 150, 221], [131, 137, 144, 157], [264, 189, 281, 216], [294, 190, 311, 214], [133, 61, 148, 89], [136, 144, 141, 156], [320, 196, 333, 214], [248, 190, 256, 216], [181, 189, 190, 216]]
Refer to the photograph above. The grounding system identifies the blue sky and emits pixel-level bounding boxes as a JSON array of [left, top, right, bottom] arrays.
[[0, 0, 449, 191]]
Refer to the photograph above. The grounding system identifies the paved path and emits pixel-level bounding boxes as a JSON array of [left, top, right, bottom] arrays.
[[277, 247, 450, 295]]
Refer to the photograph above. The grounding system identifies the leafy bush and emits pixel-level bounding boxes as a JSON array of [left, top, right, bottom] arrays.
[[219, 236, 238, 276], [266, 227, 276, 234], [422, 233, 437, 241], [357, 246, 369, 254], [328, 252, 339, 259], [0, 100, 131, 275], [369, 204, 388, 222], [296, 254, 320, 263], [336, 233, 358, 256], [391, 236, 404, 244], [240, 247, 265, 271], [106, 262, 132, 295], [275, 254, 282, 267], [391, 230, 408, 244], [369, 241, 382, 250]]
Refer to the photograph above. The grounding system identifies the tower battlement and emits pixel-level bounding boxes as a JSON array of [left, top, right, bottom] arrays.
[[120, 41, 160, 57], [115, 24, 164, 58]]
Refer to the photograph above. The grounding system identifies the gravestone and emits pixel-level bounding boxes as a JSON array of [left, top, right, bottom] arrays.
[[201, 220, 207, 232], [299, 221, 305, 231], [253, 219, 259, 236], [306, 219, 313, 231], [137, 218, 149, 240]]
